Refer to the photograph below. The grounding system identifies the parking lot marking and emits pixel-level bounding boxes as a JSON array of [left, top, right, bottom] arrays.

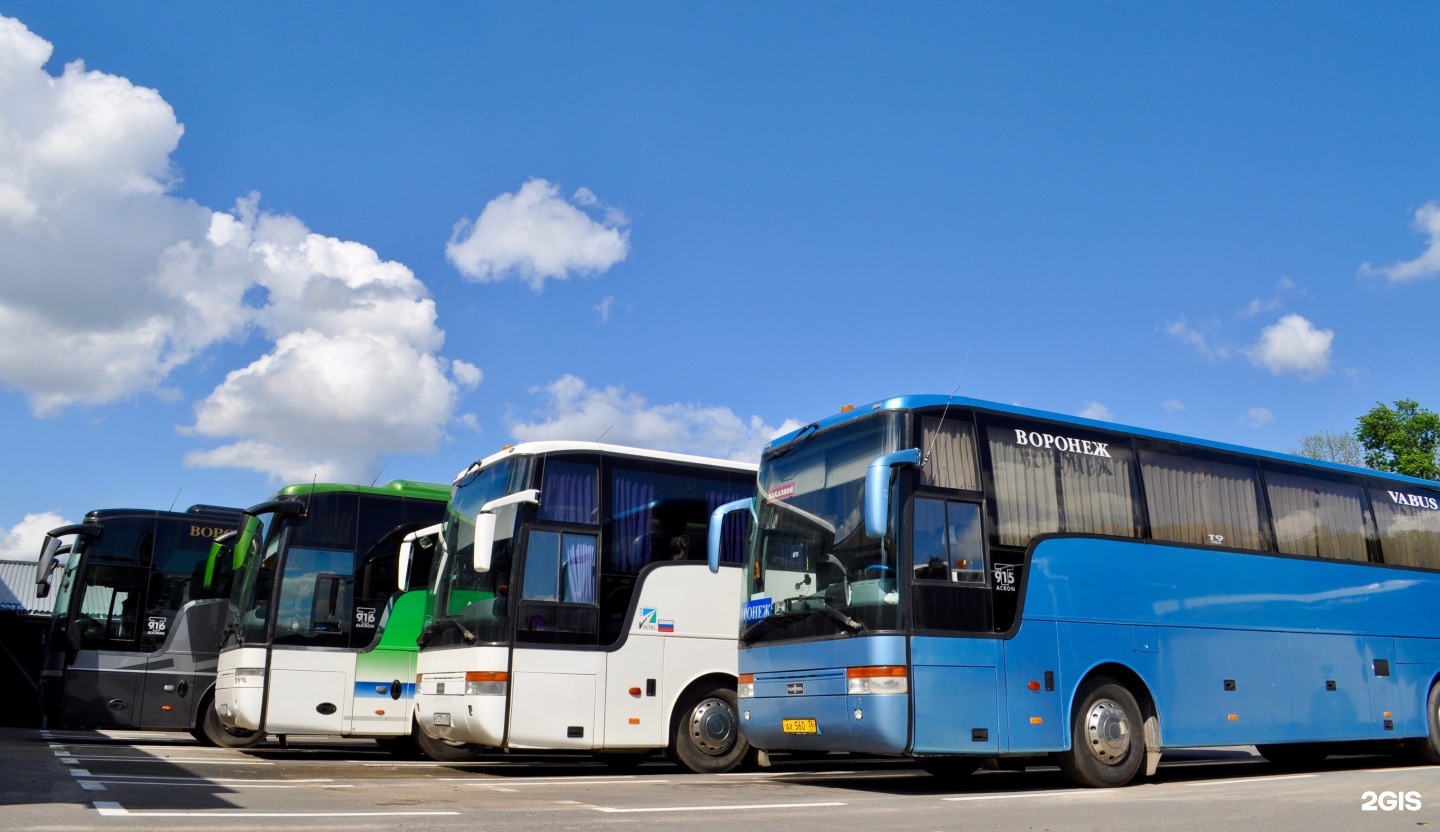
[[60, 757, 77, 764], [1187, 773, 1318, 787], [91, 801, 460, 818], [64, 755, 275, 765], [69, 769, 91, 777], [79, 782, 106, 791], [462, 779, 672, 787], [592, 801, 847, 813], [73, 775, 337, 783]]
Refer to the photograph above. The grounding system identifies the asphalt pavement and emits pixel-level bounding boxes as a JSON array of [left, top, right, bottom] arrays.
[[4, 727, 1439, 831]]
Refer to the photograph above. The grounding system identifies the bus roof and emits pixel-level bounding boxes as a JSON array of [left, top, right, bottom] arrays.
[[764, 394, 1440, 490], [269, 479, 452, 502], [78, 505, 244, 524], [457, 441, 758, 486]]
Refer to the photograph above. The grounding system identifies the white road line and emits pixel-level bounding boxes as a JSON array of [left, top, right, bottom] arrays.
[[87, 781, 354, 789], [75, 775, 336, 783], [1188, 774, 1319, 787], [63, 756, 274, 765], [462, 779, 672, 787], [592, 801, 847, 814], [435, 773, 658, 782], [92, 802, 459, 818], [69, 769, 91, 777], [79, 782, 106, 792], [942, 790, 1101, 802]]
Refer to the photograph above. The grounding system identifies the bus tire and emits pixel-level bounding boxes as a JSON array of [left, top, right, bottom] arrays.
[[671, 684, 749, 774], [1057, 677, 1144, 788], [918, 756, 982, 780], [1408, 678, 1440, 765], [1257, 743, 1329, 769], [194, 697, 264, 749], [414, 725, 483, 762]]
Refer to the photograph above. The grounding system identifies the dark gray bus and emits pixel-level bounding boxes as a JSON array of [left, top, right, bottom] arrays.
[[35, 504, 255, 746]]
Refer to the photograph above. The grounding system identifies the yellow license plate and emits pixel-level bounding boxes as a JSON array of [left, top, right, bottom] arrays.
[[782, 718, 817, 734]]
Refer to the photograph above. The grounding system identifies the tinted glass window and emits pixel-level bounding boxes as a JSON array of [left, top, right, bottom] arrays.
[[918, 416, 980, 490], [606, 462, 753, 573], [1140, 450, 1266, 550], [74, 564, 148, 651], [1368, 484, 1440, 570], [272, 547, 353, 648], [911, 498, 986, 583], [538, 460, 598, 524], [433, 459, 529, 648], [987, 423, 1138, 547], [1264, 470, 1369, 561], [292, 492, 359, 551]]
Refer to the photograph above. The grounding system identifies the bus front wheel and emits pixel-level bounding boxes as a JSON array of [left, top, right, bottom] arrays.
[[1408, 678, 1440, 765], [1057, 678, 1144, 788], [414, 725, 484, 762], [193, 698, 264, 749], [671, 685, 750, 774]]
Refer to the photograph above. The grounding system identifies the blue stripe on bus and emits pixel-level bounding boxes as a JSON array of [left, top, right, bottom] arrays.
[[352, 681, 417, 699]]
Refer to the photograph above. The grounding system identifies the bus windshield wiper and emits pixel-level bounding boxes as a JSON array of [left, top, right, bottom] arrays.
[[741, 598, 863, 642], [418, 615, 475, 647]]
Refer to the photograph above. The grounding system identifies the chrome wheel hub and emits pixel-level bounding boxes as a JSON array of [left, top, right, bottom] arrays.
[[689, 697, 737, 756], [1084, 699, 1131, 766]]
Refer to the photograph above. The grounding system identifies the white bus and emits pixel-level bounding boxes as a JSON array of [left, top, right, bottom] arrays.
[[414, 442, 756, 773]]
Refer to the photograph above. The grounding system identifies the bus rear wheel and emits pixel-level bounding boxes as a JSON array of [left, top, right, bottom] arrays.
[[1057, 678, 1144, 788], [671, 685, 749, 774], [1407, 678, 1440, 765], [193, 698, 264, 749]]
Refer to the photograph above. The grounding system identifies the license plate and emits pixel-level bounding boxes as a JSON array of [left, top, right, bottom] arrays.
[[433, 712, 452, 727], [782, 718, 817, 734]]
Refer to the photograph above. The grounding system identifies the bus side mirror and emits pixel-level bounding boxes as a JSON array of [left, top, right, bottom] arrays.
[[35, 535, 62, 599], [204, 530, 238, 590], [707, 498, 754, 574], [472, 489, 540, 573], [865, 448, 922, 539], [399, 523, 443, 591]]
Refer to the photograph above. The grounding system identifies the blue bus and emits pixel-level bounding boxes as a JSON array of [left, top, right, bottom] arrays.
[[709, 396, 1440, 787]]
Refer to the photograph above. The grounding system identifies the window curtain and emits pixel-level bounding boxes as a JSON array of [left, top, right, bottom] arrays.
[[1141, 452, 1262, 550], [540, 461, 598, 524], [1060, 453, 1138, 538], [987, 427, 1060, 547], [919, 416, 980, 490], [1369, 489, 1440, 569], [609, 470, 655, 572], [1266, 472, 1367, 561], [561, 534, 597, 603]]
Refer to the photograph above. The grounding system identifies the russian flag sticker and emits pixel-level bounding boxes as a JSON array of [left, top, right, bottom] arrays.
[[658, 620, 674, 633]]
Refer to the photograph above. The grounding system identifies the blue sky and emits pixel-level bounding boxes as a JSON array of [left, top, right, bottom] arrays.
[[0, 3, 1437, 556]]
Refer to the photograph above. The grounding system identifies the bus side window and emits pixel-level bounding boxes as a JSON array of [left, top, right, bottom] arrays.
[[1140, 449, 1267, 551], [1367, 483, 1440, 570], [1264, 469, 1369, 562]]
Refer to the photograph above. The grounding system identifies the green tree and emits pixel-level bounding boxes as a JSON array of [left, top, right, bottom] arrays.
[[1289, 430, 1367, 468], [1355, 399, 1440, 480]]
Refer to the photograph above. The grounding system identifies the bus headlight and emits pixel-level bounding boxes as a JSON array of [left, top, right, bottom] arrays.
[[846, 666, 908, 695], [465, 671, 508, 695], [738, 673, 754, 698]]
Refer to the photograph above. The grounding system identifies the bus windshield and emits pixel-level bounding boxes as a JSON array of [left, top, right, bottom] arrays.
[[428, 457, 531, 648], [229, 513, 281, 645], [743, 412, 905, 644]]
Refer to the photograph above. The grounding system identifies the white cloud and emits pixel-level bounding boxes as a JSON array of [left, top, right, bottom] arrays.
[[596, 295, 614, 323], [0, 16, 254, 415], [1161, 399, 1185, 412], [458, 412, 481, 432], [182, 206, 466, 482], [1244, 314, 1333, 379], [1078, 402, 1115, 421], [1165, 320, 1230, 359], [509, 375, 800, 463], [451, 360, 483, 390], [445, 178, 629, 290], [1240, 406, 1274, 427], [1360, 201, 1440, 282], [0, 16, 476, 479], [1238, 297, 1282, 317], [0, 511, 71, 561]]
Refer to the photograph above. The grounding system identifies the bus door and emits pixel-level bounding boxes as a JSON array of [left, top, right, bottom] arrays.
[[507, 525, 603, 748], [63, 561, 149, 728], [906, 497, 1002, 754]]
